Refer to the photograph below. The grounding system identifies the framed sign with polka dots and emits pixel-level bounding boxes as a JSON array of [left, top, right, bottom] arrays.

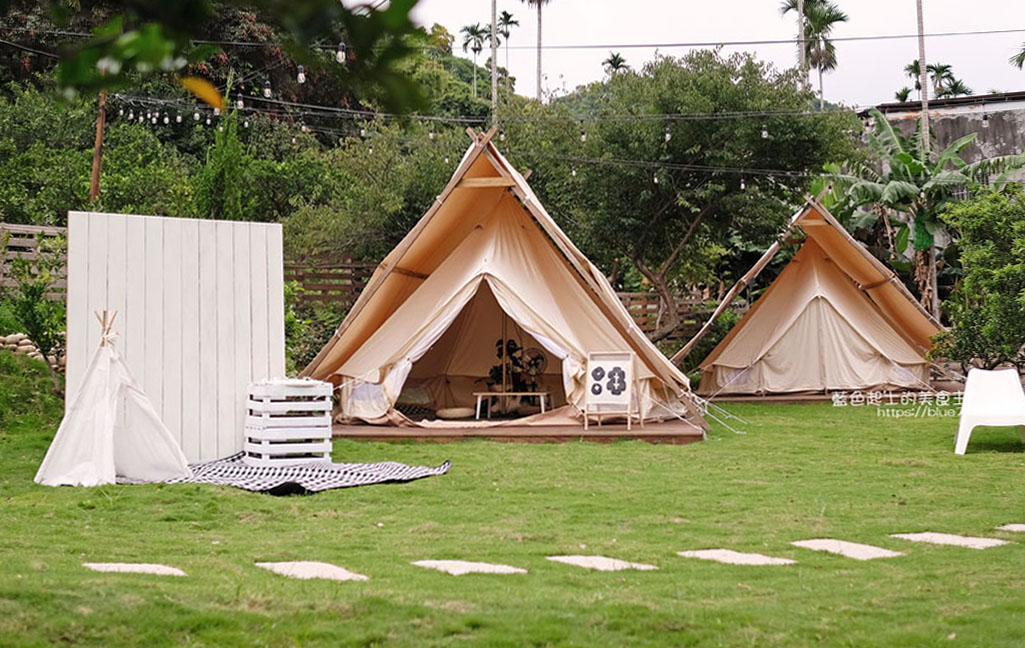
[[584, 352, 639, 430]]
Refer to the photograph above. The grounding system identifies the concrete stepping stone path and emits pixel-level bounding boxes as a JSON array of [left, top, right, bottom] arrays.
[[412, 560, 527, 575], [546, 555, 658, 571], [83, 562, 186, 576], [997, 524, 1025, 532], [890, 532, 1009, 550], [791, 539, 903, 561], [255, 561, 368, 582], [677, 549, 796, 566]]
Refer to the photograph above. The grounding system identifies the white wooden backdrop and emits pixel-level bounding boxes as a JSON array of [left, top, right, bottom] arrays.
[[65, 211, 286, 462]]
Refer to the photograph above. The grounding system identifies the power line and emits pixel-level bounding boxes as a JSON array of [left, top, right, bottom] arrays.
[[3, 25, 1025, 52]]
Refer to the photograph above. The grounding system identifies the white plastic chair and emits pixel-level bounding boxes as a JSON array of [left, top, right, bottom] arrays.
[[955, 368, 1025, 455]]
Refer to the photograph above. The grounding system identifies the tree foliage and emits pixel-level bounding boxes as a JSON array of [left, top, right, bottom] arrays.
[[933, 187, 1025, 369]]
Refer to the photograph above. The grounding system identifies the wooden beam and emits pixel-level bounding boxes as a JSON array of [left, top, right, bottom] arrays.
[[392, 266, 429, 280], [457, 177, 516, 188]]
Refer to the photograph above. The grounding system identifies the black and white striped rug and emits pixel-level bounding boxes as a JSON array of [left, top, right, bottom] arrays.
[[164, 453, 450, 495]]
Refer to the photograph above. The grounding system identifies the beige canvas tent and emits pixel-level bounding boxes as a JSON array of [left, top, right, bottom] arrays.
[[683, 199, 942, 396], [302, 129, 706, 430]]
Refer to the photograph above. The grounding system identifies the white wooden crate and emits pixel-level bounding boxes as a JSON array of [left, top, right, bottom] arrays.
[[244, 378, 334, 467]]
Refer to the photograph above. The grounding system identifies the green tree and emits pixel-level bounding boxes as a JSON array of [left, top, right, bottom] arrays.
[[520, 0, 553, 100], [460, 22, 487, 98], [933, 187, 1025, 369], [1010, 43, 1025, 69], [936, 77, 973, 98], [602, 52, 629, 75], [894, 87, 912, 102], [831, 108, 1025, 319], [508, 51, 858, 341], [193, 110, 247, 220], [2, 233, 67, 395], [497, 10, 519, 72], [780, 0, 846, 105]]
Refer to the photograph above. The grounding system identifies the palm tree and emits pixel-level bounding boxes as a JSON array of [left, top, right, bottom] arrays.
[[801, 0, 848, 108], [1011, 43, 1025, 68], [904, 59, 922, 98], [894, 87, 912, 102], [461, 23, 487, 98], [603, 52, 629, 75], [937, 78, 973, 98], [521, 0, 553, 101], [831, 109, 1025, 318], [497, 10, 519, 73], [927, 62, 954, 96]]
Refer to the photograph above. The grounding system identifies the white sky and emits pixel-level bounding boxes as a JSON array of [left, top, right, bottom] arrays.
[[408, 0, 1025, 106]]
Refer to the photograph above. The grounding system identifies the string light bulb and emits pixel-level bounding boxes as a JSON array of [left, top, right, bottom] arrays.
[[236, 96, 244, 110], [444, 155, 450, 164], [163, 114, 169, 124], [368, 145, 374, 154], [761, 124, 769, 139], [243, 120, 249, 128], [428, 128, 435, 140], [336, 40, 347, 64], [740, 178, 746, 191], [127, 110, 134, 120], [138, 115, 144, 123], [297, 65, 306, 84], [263, 79, 272, 98], [653, 173, 659, 184], [983, 113, 990, 128], [205, 117, 211, 125], [151, 116, 157, 124], [175, 113, 182, 123], [664, 126, 671, 143], [213, 107, 221, 116], [499, 130, 506, 141], [360, 126, 367, 138], [194, 110, 200, 121], [571, 167, 577, 177], [118, 108, 124, 117], [580, 129, 587, 143]]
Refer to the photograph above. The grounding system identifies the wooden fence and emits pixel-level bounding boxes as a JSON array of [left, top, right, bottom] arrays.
[[283, 257, 747, 340], [0, 223, 68, 298], [2, 226, 746, 341]]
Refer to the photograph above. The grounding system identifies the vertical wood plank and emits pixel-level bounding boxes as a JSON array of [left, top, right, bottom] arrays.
[[104, 214, 128, 424], [179, 219, 201, 462], [232, 222, 253, 446], [198, 220, 219, 461], [249, 225, 270, 382], [124, 217, 147, 390], [64, 212, 90, 404], [85, 213, 108, 377], [266, 224, 286, 377], [214, 221, 236, 458], [162, 217, 183, 446], [143, 217, 164, 415]]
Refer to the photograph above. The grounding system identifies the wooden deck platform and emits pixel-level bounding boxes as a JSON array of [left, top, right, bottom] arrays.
[[332, 420, 705, 444]]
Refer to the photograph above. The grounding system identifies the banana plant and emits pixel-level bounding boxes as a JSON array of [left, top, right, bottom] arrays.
[[829, 108, 1025, 319]]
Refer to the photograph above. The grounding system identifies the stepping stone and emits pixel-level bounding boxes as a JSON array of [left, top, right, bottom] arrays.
[[546, 555, 658, 571], [791, 539, 903, 560], [83, 562, 185, 576], [255, 561, 368, 582], [677, 549, 795, 566], [890, 532, 1009, 550], [412, 560, 527, 575], [997, 524, 1025, 532]]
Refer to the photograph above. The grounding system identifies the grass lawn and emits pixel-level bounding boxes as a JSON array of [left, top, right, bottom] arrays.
[[4, 350, 1025, 646]]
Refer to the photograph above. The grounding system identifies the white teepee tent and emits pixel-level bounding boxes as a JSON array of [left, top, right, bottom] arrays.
[[35, 312, 191, 487]]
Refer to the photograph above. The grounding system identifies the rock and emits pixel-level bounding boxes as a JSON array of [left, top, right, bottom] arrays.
[[6, 333, 27, 344]]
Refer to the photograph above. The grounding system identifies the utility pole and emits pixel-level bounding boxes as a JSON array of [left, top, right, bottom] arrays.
[[491, 0, 499, 126], [916, 0, 930, 154], [88, 91, 107, 202], [797, 0, 806, 79]]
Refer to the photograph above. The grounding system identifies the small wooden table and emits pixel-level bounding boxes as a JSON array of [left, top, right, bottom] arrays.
[[473, 391, 551, 419]]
